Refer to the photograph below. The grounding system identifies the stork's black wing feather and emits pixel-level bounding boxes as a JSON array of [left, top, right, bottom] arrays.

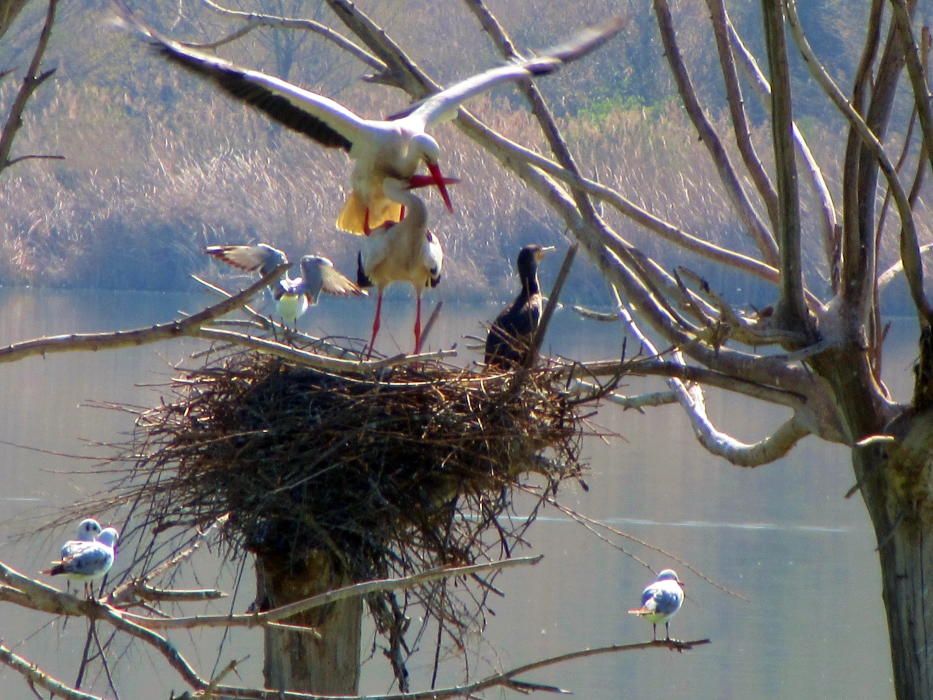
[[156, 46, 352, 151]]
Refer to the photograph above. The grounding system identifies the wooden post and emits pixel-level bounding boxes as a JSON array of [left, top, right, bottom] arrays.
[[255, 550, 361, 694]]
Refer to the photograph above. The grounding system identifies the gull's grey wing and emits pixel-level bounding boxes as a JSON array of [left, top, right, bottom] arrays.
[[61, 540, 80, 559], [50, 541, 114, 579], [63, 547, 112, 576], [205, 244, 288, 276], [299, 256, 366, 305]]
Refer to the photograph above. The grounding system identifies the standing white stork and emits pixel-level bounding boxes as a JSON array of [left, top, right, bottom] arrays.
[[206, 244, 365, 330], [357, 176, 452, 357], [113, 2, 624, 234]]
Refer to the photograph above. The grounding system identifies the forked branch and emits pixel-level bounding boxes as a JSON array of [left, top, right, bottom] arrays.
[[653, 0, 779, 266], [786, 0, 931, 321], [0, 0, 63, 174]]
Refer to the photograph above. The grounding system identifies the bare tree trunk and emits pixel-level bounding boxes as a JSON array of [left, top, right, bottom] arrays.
[[858, 436, 933, 698], [849, 325, 933, 700], [255, 551, 361, 694]]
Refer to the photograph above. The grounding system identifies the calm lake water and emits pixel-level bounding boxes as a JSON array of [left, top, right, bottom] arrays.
[[0, 285, 899, 699]]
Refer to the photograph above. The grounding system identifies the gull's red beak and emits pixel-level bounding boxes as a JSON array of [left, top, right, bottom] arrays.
[[427, 162, 454, 213]]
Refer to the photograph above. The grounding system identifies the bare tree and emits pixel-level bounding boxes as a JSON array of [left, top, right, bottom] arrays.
[[2, 0, 931, 696], [304, 0, 931, 697]]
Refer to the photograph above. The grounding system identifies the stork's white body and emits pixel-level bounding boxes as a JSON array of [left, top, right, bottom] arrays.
[[358, 178, 442, 356]]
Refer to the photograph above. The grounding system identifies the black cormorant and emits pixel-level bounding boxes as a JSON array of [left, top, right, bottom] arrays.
[[484, 244, 555, 368]]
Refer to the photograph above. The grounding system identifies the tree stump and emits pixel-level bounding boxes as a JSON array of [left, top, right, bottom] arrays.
[[255, 550, 361, 694]]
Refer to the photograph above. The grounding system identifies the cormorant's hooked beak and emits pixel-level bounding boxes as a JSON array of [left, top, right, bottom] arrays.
[[537, 245, 557, 260], [427, 162, 454, 213]]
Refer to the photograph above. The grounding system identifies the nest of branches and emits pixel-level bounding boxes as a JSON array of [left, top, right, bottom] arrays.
[[121, 346, 586, 669]]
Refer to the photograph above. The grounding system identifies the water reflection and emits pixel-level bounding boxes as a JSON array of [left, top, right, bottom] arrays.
[[0, 287, 896, 698]]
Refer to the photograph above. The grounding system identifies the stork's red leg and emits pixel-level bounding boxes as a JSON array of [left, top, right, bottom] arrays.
[[413, 292, 422, 355], [363, 209, 371, 236], [400, 205, 406, 221], [366, 290, 383, 360]]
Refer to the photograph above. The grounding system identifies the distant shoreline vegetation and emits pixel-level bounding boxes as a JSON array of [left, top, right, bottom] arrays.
[[0, 2, 925, 312]]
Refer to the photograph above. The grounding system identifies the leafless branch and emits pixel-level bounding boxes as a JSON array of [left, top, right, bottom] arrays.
[[707, 0, 779, 229], [569, 379, 678, 410], [572, 305, 621, 322], [0, 264, 288, 363], [192, 274, 359, 359], [879, 244, 933, 291], [525, 243, 577, 369], [181, 23, 257, 50], [0, 562, 209, 689], [762, 0, 809, 330], [653, 0, 779, 266], [458, 125, 784, 284], [0, 0, 29, 40], [0, 0, 60, 174], [888, 0, 933, 174], [615, 288, 812, 465], [726, 16, 838, 277], [676, 266, 809, 346], [5, 153, 64, 165], [785, 0, 931, 321], [204, 639, 711, 700], [107, 515, 229, 607], [200, 0, 384, 70], [121, 556, 543, 631], [3, 554, 678, 700], [0, 644, 100, 700]]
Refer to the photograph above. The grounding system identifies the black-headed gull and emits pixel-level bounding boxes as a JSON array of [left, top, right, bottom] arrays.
[[43, 527, 119, 597], [628, 569, 685, 641], [206, 245, 365, 329], [60, 518, 102, 559]]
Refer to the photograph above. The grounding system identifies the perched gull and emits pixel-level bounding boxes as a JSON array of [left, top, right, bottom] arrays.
[[43, 527, 119, 597], [205, 245, 365, 329], [628, 569, 684, 641], [60, 518, 102, 559]]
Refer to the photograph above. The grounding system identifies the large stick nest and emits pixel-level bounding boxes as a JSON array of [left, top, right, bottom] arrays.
[[119, 347, 587, 674]]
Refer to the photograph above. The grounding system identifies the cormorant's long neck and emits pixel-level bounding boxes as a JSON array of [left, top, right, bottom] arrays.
[[520, 265, 540, 299]]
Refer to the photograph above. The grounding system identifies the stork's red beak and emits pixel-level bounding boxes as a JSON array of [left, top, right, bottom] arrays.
[[427, 162, 454, 213], [408, 171, 459, 213]]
